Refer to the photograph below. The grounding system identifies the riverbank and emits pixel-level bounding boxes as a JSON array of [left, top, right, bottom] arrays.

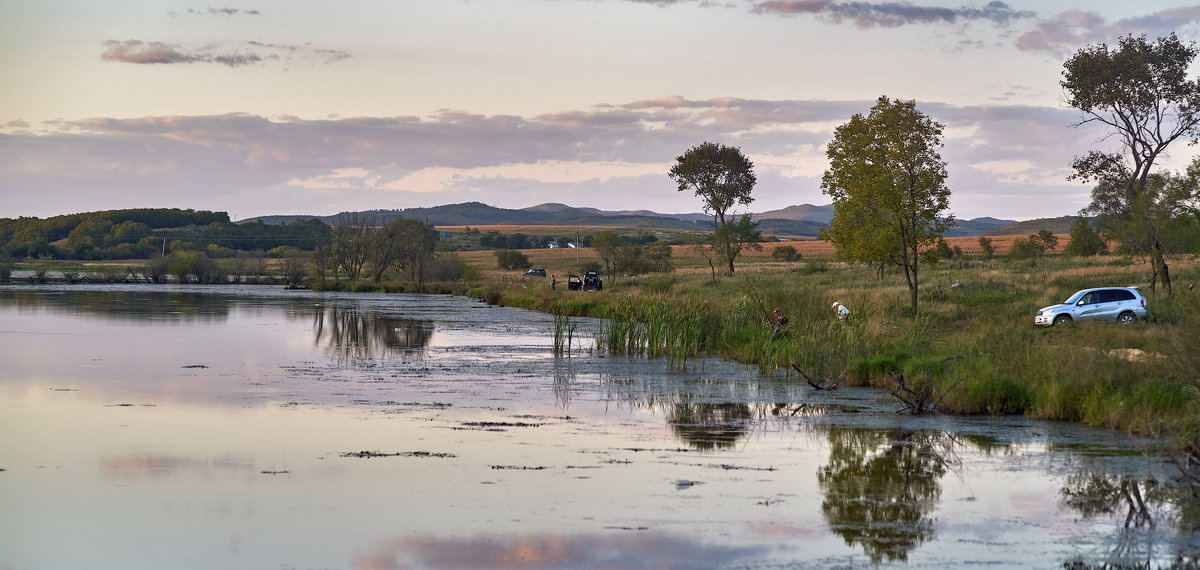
[[7, 252, 1199, 457], [460, 255, 1200, 458]]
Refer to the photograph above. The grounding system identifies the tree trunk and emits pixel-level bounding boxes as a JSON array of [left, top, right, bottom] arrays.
[[1154, 238, 1171, 293]]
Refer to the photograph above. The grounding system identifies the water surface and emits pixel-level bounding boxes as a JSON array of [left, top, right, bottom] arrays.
[[1, 285, 1196, 569]]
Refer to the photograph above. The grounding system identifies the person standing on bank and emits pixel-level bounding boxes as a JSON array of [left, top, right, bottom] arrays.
[[832, 301, 850, 323]]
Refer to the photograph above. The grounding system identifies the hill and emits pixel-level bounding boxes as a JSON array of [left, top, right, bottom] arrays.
[[985, 216, 1082, 236], [237, 202, 1021, 238], [752, 204, 835, 224]]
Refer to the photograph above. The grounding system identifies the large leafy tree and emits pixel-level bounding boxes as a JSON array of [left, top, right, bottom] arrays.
[[1064, 33, 1200, 293], [669, 141, 757, 273], [821, 96, 954, 313]]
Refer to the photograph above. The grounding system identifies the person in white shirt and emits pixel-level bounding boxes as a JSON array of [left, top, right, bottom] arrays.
[[832, 301, 850, 323]]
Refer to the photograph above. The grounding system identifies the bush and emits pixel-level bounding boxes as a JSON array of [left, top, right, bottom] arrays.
[[1008, 238, 1041, 260], [978, 236, 995, 259], [426, 254, 478, 281], [1064, 217, 1108, 256], [772, 245, 801, 262], [494, 249, 532, 270]]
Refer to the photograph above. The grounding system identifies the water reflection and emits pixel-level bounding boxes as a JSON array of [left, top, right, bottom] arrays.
[[354, 532, 765, 570], [668, 402, 752, 451], [0, 287, 236, 322], [5, 285, 1200, 569], [817, 428, 953, 563], [1060, 473, 1200, 568], [310, 303, 433, 362]]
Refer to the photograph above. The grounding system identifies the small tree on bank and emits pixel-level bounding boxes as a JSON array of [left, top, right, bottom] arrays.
[[669, 141, 757, 274], [977, 236, 995, 260], [1065, 217, 1108, 256], [821, 96, 955, 313], [494, 249, 531, 270]]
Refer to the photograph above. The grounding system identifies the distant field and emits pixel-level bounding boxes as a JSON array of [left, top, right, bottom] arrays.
[[437, 224, 697, 238], [453, 234, 1071, 278], [439, 224, 631, 235]]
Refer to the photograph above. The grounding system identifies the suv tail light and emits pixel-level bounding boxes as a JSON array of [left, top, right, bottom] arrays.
[[1141, 299, 1146, 308]]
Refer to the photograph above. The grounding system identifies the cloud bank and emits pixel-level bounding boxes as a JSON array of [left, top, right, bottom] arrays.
[[0, 97, 1113, 220]]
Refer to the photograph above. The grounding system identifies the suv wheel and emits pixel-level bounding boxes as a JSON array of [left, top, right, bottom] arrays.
[[1116, 311, 1136, 325], [1052, 314, 1072, 326]]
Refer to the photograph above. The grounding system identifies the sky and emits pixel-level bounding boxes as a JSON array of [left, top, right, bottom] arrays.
[[3, 1, 1200, 222]]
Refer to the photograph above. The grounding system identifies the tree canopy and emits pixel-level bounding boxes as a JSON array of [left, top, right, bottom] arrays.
[[1064, 33, 1200, 292], [821, 96, 954, 313], [668, 141, 758, 273]]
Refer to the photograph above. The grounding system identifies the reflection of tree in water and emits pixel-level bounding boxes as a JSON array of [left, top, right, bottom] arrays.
[[668, 403, 752, 451], [1060, 472, 1200, 569], [1, 289, 234, 322], [818, 428, 950, 563], [312, 306, 433, 362]]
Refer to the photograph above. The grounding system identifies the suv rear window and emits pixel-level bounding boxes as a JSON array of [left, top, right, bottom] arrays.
[[1100, 289, 1134, 302]]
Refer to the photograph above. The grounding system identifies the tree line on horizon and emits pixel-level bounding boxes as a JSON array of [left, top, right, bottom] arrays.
[[0, 208, 332, 261]]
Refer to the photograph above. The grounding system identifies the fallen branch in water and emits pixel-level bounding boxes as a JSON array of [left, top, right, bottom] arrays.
[[886, 362, 965, 415], [791, 364, 840, 391]]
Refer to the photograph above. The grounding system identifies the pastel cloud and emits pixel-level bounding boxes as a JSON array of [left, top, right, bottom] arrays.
[[101, 39, 350, 67], [183, 7, 262, 17], [1016, 5, 1200, 54], [750, 0, 1034, 28]]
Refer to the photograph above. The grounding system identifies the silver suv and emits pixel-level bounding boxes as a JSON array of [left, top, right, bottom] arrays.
[[1035, 287, 1147, 326]]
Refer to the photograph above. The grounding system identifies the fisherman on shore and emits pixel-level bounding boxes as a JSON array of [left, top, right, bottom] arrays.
[[832, 301, 850, 323], [771, 307, 789, 340]]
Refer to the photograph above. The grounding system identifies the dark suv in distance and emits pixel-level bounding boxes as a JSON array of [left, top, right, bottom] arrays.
[[523, 268, 547, 277], [1034, 287, 1148, 326]]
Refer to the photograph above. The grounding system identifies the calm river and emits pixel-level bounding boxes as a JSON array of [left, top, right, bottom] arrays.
[[1, 284, 1196, 569]]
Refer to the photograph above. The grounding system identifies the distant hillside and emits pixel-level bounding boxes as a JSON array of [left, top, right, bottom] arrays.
[[236, 215, 324, 225], [985, 216, 1082, 236], [755, 218, 826, 238], [753, 204, 835, 224], [945, 216, 1017, 237], [238, 202, 1020, 238]]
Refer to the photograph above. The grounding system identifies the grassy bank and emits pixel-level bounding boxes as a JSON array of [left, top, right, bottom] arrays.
[[12, 249, 1197, 450], [466, 253, 1200, 451]]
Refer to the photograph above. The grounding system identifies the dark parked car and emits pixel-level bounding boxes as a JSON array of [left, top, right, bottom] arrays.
[[583, 272, 602, 291], [524, 268, 547, 277], [566, 273, 602, 291]]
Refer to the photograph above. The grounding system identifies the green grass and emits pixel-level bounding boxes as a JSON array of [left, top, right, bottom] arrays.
[[474, 255, 1200, 450]]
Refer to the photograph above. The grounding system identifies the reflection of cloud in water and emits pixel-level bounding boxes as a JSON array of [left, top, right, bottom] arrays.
[[355, 533, 765, 570], [99, 452, 255, 480]]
